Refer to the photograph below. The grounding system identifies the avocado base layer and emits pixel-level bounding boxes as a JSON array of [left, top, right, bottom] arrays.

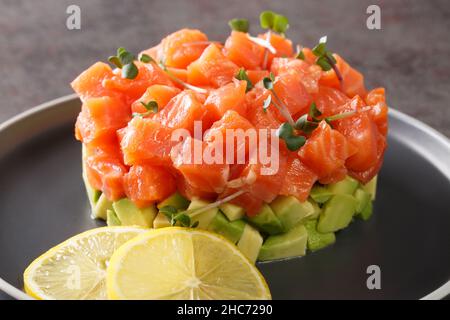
[[82, 173, 376, 262]]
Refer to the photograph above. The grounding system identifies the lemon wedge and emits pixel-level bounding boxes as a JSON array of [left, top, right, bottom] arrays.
[[23, 226, 145, 300], [106, 227, 271, 300]]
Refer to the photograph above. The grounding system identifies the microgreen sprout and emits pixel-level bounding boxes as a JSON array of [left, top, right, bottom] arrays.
[[132, 100, 159, 118], [259, 10, 289, 35], [228, 18, 250, 33], [295, 102, 362, 134], [312, 36, 343, 83], [277, 122, 306, 151], [295, 44, 305, 60], [263, 95, 272, 113], [108, 47, 140, 80], [246, 35, 276, 53], [259, 10, 289, 70], [175, 190, 246, 219], [139, 53, 153, 63], [235, 68, 254, 92], [262, 73, 295, 126], [160, 205, 198, 228]]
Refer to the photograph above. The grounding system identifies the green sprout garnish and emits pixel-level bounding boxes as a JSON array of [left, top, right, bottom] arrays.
[[262, 95, 271, 113], [277, 122, 306, 151], [160, 205, 198, 228], [262, 73, 295, 126], [108, 47, 140, 80], [293, 102, 322, 133], [173, 190, 246, 221], [258, 10, 289, 69], [296, 51, 305, 60], [235, 69, 253, 92], [295, 114, 318, 134], [141, 100, 158, 113], [139, 53, 153, 63], [277, 100, 363, 151], [121, 63, 138, 80], [132, 100, 159, 118], [295, 102, 360, 134], [308, 102, 322, 120], [228, 18, 250, 33], [259, 10, 289, 35], [325, 110, 358, 122], [312, 36, 343, 83], [295, 45, 305, 60]]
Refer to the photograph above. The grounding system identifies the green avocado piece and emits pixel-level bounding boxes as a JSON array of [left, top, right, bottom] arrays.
[[258, 224, 308, 261], [219, 203, 245, 221], [362, 176, 378, 200], [208, 212, 246, 243], [153, 212, 171, 228], [237, 224, 263, 264], [359, 201, 373, 221], [92, 193, 113, 220], [157, 192, 190, 211], [187, 199, 218, 229], [310, 185, 333, 203], [270, 196, 314, 231], [247, 204, 284, 235], [305, 220, 335, 252], [328, 176, 359, 195], [82, 145, 102, 211], [307, 200, 322, 220], [82, 170, 101, 209], [106, 209, 121, 226], [317, 194, 358, 233], [354, 188, 371, 214], [112, 198, 157, 228]]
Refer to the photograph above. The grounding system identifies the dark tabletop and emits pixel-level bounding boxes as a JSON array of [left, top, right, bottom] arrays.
[[1, 0, 449, 137]]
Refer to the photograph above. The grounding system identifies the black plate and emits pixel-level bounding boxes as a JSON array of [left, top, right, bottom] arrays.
[[0, 95, 449, 300]]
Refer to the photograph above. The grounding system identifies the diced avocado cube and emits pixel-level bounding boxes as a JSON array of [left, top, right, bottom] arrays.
[[306, 199, 322, 220], [82, 170, 101, 208], [359, 201, 373, 221], [106, 209, 121, 226], [112, 199, 157, 228], [187, 200, 218, 229], [328, 176, 359, 195], [247, 204, 284, 235], [362, 176, 378, 200], [270, 196, 314, 231], [317, 194, 358, 233], [305, 220, 335, 252], [237, 224, 263, 264], [153, 212, 171, 228], [354, 188, 371, 214], [92, 190, 101, 204], [219, 203, 245, 221], [258, 224, 308, 261], [82, 145, 101, 210], [208, 212, 245, 243], [157, 192, 190, 210], [92, 193, 113, 220], [310, 185, 333, 203]]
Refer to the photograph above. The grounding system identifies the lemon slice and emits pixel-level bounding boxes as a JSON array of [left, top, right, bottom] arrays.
[[23, 226, 145, 300], [106, 227, 271, 300]]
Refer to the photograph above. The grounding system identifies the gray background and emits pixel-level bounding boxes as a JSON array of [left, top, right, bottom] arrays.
[[1, 0, 449, 139]]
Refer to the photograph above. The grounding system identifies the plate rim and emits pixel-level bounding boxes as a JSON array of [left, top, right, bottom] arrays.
[[0, 95, 449, 300]]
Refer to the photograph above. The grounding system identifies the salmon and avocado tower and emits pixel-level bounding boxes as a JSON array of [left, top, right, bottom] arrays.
[[73, 11, 387, 262]]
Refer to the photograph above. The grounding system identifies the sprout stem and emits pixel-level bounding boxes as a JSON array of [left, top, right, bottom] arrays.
[[181, 190, 246, 217]]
